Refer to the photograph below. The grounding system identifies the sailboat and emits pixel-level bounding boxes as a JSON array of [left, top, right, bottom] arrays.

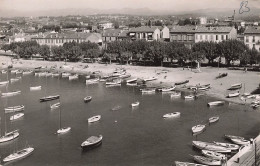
[[0, 69, 19, 143], [3, 146, 34, 162]]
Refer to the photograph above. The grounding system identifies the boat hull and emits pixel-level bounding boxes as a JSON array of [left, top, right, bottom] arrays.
[[40, 95, 60, 102], [3, 147, 34, 162]]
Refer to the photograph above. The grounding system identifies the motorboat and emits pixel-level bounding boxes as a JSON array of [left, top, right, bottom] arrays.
[[0, 80, 9, 85], [1, 70, 7, 74], [207, 101, 225, 107], [15, 70, 23, 75], [213, 142, 240, 151], [10, 69, 18, 74], [126, 78, 137, 83], [227, 83, 242, 90], [192, 125, 206, 135], [227, 91, 240, 98], [30, 86, 41, 91], [106, 80, 121, 85], [119, 74, 131, 79], [163, 112, 180, 118], [161, 86, 176, 92], [88, 115, 101, 123], [251, 100, 260, 104], [3, 147, 34, 162], [131, 101, 140, 107], [40, 95, 60, 102], [69, 74, 78, 80], [57, 127, 71, 134], [198, 86, 210, 91], [175, 80, 189, 85], [209, 116, 219, 124], [38, 72, 47, 77], [81, 135, 103, 149], [193, 155, 221, 165], [170, 92, 181, 98], [0, 130, 19, 143], [2, 90, 21, 97], [175, 161, 207, 166], [10, 113, 24, 121], [201, 150, 226, 160], [50, 102, 60, 109], [230, 138, 250, 145], [184, 95, 195, 100], [62, 72, 71, 78], [224, 135, 244, 140], [192, 141, 231, 153], [144, 77, 157, 82], [84, 96, 92, 103], [86, 78, 99, 84], [5, 105, 25, 113]]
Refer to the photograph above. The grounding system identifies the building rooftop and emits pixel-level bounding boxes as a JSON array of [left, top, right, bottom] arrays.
[[170, 26, 234, 33], [129, 26, 159, 33], [244, 27, 260, 34]]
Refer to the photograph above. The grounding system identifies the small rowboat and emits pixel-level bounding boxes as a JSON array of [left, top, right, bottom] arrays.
[[170, 92, 181, 97], [126, 78, 137, 83], [198, 86, 210, 91], [193, 155, 221, 165], [10, 69, 18, 74], [50, 102, 60, 109], [175, 161, 207, 166], [131, 101, 140, 107], [161, 86, 176, 92], [230, 138, 250, 145], [81, 135, 103, 149], [5, 105, 25, 113], [251, 100, 260, 104], [57, 127, 71, 134], [62, 72, 71, 78], [3, 147, 34, 162], [69, 74, 78, 80], [40, 95, 60, 102], [15, 70, 23, 75], [184, 95, 195, 100], [88, 115, 101, 123], [30, 86, 41, 91], [10, 113, 24, 121], [227, 91, 240, 98], [175, 80, 189, 85], [10, 77, 21, 83], [192, 125, 206, 135], [0, 81, 9, 85], [86, 78, 99, 84], [52, 73, 60, 77], [201, 150, 226, 160], [251, 104, 260, 109], [22, 70, 33, 75], [227, 83, 242, 90], [106, 80, 121, 85], [84, 96, 92, 103], [140, 88, 156, 93], [216, 73, 228, 79], [119, 74, 131, 79], [2, 90, 21, 97], [207, 101, 225, 107], [192, 141, 231, 153], [144, 77, 157, 82], [209, 116, 219, 124], [224, 135, 244, 140], [213, 142, 240, 151], [126, 82, 138, 86], [38, 72, 47, 77], [112, 105, 121, 111], [1, 70, 7, 74], [163, 112, 180, 118], [0, 130, 19, 143]]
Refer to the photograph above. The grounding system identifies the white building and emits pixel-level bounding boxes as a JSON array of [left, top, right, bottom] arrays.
[[97, 21, 113, 30], [244, 27, 260, 52]]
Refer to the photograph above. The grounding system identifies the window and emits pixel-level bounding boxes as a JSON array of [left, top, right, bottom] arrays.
[[253, 36, 255, 42], [216, 35, 218, 40], [226, 35, 228, 40], [205, 35, 208, 40], [246, 44, 249, 47], [200, 35, 202, 40], [210, 35, 213, 41], [195, 35, 198, 40], [221, 35, 224, 40], [246, 36, 249, 42], [253, 44, 255, 49], [183, 35, 187, 41]]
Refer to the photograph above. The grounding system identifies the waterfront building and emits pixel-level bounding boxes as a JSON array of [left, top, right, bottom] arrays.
[[170, 26, 196, 49], [244, 27, 260, 51], [102, 29, 129, 43], [128, 26, 161, 41], [97, 21, 113, 30]]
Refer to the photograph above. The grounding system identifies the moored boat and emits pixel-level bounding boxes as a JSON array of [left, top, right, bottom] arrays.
[[3, 147, 34, 162], [5, 105, 25, 113], [81, 135, 103, 149], [213, 142, 240, 151], [163, 112, 180, 118], [230, 138, 250, 145], [175, 161, 207, 166], [84, 96, 92, 103], [171, 92, 181, 98], [86, 78, 99, 84], [175, 80, 189, 85], [10, 113, 24, 121], [51, 73, 60, 77], [88, 115, 101, 123], [207, 101, 225, 107], [126, 82, 138, 86], [209, 116, 219, 124], [69, 74, 78, 80], [62, 72, 71, 78], [131, 101, 140, 107], [192, 141, 231, 153], [57, 127, 71, 134], [0, 81, 9, 85], [1, 70, 7, 74], [50, 102, 61, 109], [193, 155, 221, 165], [227, 83, 242, 90], [111, 105, 121, 111], [216, 73, 228, 79], [10, 77, 21, 83], [144, 77, 157, 82], [184, 95, 195, 100], [126, 78, 137, 83], [30, 86, 41, 91], [22, 70, 33, 75], [192, 125, 206, 135], [1, 90, 21, 97], [201, 150, 226, 160], [224, 135, 244, 140], [0, 130, 19, 143], [161, 86, 176, 92], [40, 95, 60, 102], [227, 91, 240, 98], [106, 80, 121, 85]]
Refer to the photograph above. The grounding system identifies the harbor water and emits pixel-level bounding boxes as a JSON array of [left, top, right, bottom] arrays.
[[0, 72, 259, 166]]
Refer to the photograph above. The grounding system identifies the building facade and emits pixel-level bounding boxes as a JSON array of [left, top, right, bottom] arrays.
[[170, 26, 196, 49], [244, 27, 260, 52], [128, 26, 161, 41], [97, 21, 113, 30], [102, 29, 129, 43]]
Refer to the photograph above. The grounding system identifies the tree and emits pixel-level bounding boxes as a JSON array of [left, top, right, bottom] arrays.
[[193, 42, 218, 64], [1, 44, 10, 52], [51, 46, 65, 61], [39, 45, 50, 60]]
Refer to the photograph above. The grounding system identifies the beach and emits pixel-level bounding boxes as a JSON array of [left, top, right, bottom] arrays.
[[0, 55, 259, 105]]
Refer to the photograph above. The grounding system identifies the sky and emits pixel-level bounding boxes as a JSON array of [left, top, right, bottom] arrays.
[[0, 0, 260, 12]]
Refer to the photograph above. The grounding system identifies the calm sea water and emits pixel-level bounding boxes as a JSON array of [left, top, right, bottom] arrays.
[[0, 72, 259, 166]]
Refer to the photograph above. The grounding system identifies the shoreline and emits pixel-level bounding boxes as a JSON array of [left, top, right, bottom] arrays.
[[0, 56, 259, 106]]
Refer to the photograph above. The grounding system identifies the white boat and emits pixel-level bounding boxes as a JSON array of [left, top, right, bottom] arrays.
[[228, 83, 242, 90], [141, 88, 156, 93], [50, 102, 60, 109], [126, 82, 138, 86], [171, 92, 181, 97], [111, 105, 122, 111], [38, 72, 47, 77], [69, 74, 78, 80], [251, 100, 260, 104], [62, 72, 71, 78], [201, 150, 226, 160], [251, 103, 260, 109], [45, 72, 52, 77], [227, 91, 240, 98], [213, 142, 240, 151], [30, 86, 41, 91], [0, 130, 19, 143], [0, 80, 9, 85], [161, 86, 176, 92], [224, 135, 244, 140], [22, 70, 33, 75], [193, 155, 221, 165], [1, 70, 7, 74], [40, 95, 60, 102], [184, 95, 195, 100], [207, 101, 225, 107], [15, 70, 23, 75], [192, 141, 231, 153], [106, 80, 121, 85], [163, 112, 180, 118], [86, 78, 99, 84], [198, 86, 210, 91], [10, 113, 24, 121], [131, 101, 140, 107], [10, 77, 21, 83], [209, 116, 219, 124], [230, 138, 250, 145], [175, 161, 207, 166], [88, 115, 101, 123], [3, 147, 34, 162], [2, 90, 21, 97], [192, 125, 206, 134], [10, 69, 18, 74], [5, 105, 25, 113], [57, 127, 71, 134], [126, 78, 137, 83], [144, 77, 157, 82], [84, 96, 92, 103], [52, 73, 60, 77], [81, 135, 103, 149]]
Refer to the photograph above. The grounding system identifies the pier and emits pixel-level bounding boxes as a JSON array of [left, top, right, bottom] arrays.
[[227, 134, 260, 166]]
